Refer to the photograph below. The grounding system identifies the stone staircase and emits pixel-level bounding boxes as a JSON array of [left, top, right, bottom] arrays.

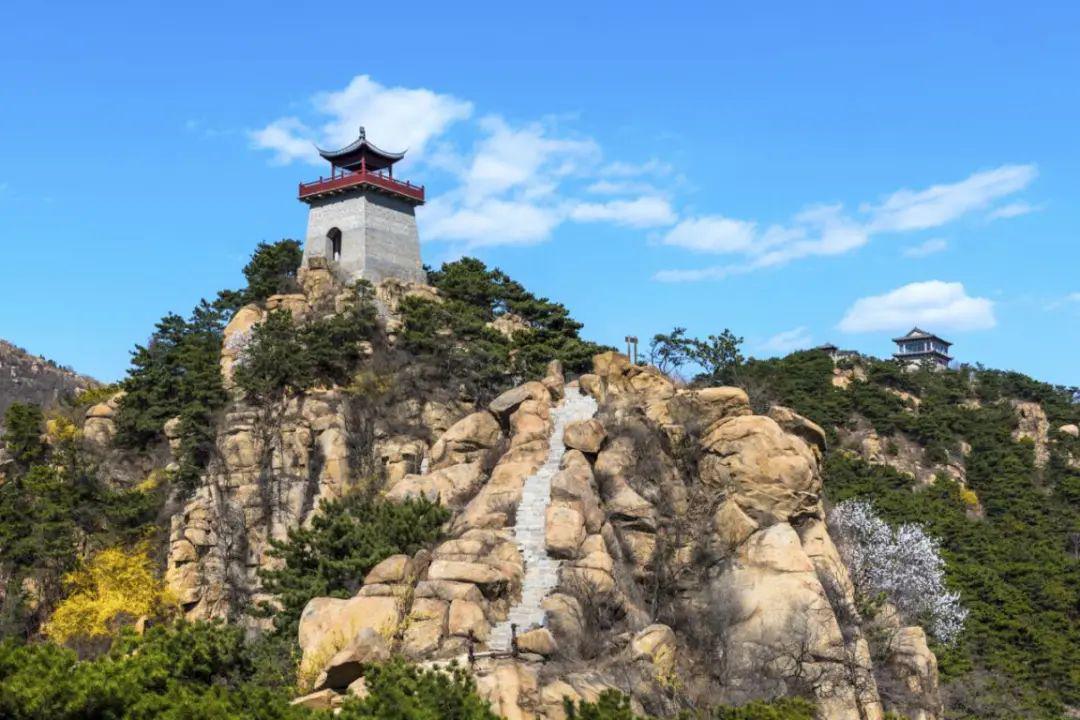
[[488, 386, 598, 651]]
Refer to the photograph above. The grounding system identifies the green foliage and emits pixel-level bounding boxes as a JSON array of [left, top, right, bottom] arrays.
[[644, 327, 745, 385], [257, 494, 448, 636], [0, 443, 160, 638], [646, 327, 692, 375], [738, 350, 849, 426], [685, 329, 745, 386], [0, 621, 311, 720], [401, 258, 609, 401], [114, 306, 228, 487], [709, 698, 816, 720], [241, 239, 304, 304], [337, 658, 498, 719], [564, 690, 639, 719], [562, 691, 816, 720], [234, 285, 378, 404], [3, 403, 46, 467], [736, 347, 1079, 717], [114, 239, 304, 487], [824, 447, 1080, 718], [72, 383, 120, 408]]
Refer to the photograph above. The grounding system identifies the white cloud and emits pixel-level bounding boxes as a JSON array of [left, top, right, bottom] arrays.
[[865, 165, 1037, 233], [461, 116, 599, 202], [586, 179, 660, 195], [569, 196, 676, 228], [251, 75, 472, 166], [314, 75, 474, 155], [660, 216, 757, 253], [655, 204, 868, 279], [422, 196, 561, 246], [902, 238, 948, 258], [657, 166, 1037, 282], [838, 281, 996, 333], [599, 159, 674, 177], [250, 117, 318, 165], [758, 327, 813, 355], [988, 201, 1040, 220], [652, 266, 741, 283]]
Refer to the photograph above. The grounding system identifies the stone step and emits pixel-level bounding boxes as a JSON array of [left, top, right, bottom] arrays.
[[488, 389, 598, 652]]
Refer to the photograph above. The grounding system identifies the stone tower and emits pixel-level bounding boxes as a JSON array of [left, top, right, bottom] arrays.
[[298, 127, 426, 284]]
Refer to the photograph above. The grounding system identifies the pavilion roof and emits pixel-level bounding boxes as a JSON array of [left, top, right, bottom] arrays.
[[891, 327, 952, 346], [317, 127, 406, 171]]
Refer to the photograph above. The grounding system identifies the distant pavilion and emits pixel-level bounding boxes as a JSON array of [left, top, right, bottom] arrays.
[[892, 328, 952, 368]]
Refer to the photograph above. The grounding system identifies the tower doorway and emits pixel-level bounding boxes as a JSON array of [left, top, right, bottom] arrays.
[[327, 227, 342, 262]]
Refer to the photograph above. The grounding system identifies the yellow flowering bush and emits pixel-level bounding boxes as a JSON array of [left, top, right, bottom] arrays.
[[46, 545, 175, 644]]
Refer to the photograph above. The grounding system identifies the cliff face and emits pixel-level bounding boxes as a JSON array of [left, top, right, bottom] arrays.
[[0, 339, 97, 423], [160, 263, 471, 622], [289, 351, 941, 719]]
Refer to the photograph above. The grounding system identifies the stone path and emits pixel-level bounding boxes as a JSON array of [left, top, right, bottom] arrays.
[[488, 386, 598, 651]]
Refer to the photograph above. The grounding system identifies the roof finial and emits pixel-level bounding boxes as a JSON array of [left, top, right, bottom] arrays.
[[358, 126, 366, 140]]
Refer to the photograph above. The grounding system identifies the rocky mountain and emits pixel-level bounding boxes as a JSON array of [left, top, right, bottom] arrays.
[[0, 339, 97, 423], [1, 244, 1077, 720]]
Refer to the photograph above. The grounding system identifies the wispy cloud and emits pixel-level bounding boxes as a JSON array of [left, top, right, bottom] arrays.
[[569, 197, 676, 228], [839, 281, 996, 333], [656, 165, 1037, 282], [863, 165, 1036, 232], [757, 326, 813, 355], [1044, 292, 1080, 311], [902, 237, 948, 258], [988, 201, 1041, 220]]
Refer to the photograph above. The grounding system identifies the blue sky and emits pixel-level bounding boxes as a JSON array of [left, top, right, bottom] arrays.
[[1, 2, 1078, 385]]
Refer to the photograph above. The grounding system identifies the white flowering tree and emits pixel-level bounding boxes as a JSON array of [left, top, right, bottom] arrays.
[[828, 499, 967, 644]]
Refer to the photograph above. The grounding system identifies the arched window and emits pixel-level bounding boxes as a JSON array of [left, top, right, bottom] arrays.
[[327, 227, 342, 262]]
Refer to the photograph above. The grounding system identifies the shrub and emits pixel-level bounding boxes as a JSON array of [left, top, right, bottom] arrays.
[[337, 658, 498, 719], [0, 621, 311, 720], [256, 494, 448, 635], [561, 691, 817, 719], [828, 499, 967, 644], [711, 697, 817, 720], [45, 545, 175, 645], [72, 383, 120, 408]]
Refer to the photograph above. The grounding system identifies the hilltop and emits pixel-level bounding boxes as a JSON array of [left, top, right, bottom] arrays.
[[0, 339, 97, 423], [0, 240, 1077, 720]]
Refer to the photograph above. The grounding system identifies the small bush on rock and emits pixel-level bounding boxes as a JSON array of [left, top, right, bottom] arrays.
[[256, 494, 448, 635]]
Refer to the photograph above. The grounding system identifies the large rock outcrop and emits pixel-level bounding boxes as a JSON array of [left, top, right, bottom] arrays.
[[286, 353, 942, 719]]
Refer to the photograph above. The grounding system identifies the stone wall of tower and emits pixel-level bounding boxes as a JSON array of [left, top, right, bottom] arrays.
[[302, 191, 426, 285]]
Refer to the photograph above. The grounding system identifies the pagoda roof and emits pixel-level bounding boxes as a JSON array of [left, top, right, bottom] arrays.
[[891, 327, 952, 346], [317, 127, 406, 171]]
